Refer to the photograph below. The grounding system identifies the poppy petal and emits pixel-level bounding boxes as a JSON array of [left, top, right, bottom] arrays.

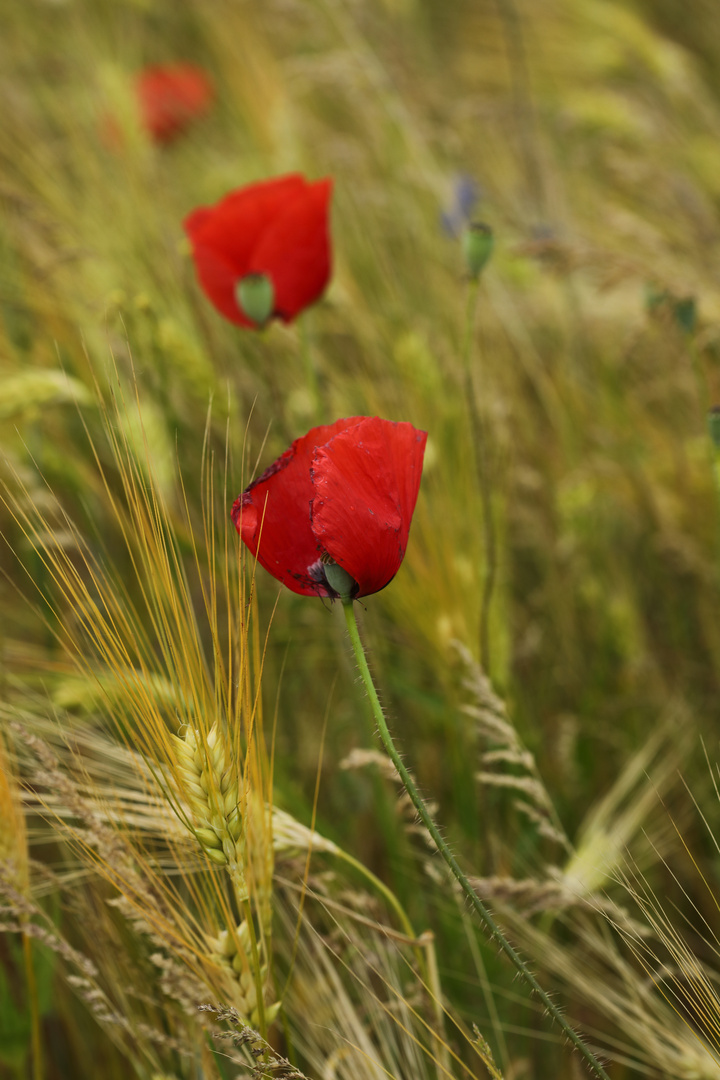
[[232, 417, 364, 596], [310, 417, 427, 597], [184, 175, 308, 323], [186, 242, 255, 327], [137, 64, 214, 143], [249, 179, 333, 322], [184, 175, 307, 265]]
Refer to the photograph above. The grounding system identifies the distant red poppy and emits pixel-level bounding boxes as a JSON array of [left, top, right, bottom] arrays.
[[137, 63, 214, 143], [183, 174, 332, 328], [232, 417, 427, 598]]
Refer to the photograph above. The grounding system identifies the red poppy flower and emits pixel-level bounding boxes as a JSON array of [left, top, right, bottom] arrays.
[[183, 174, 332, 328], [137, 63, 214, 143], [232, 417, 427, 598]]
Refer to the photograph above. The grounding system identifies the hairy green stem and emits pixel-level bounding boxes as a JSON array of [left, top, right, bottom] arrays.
[[461, 279, 498, 676], [342, 599, 611, 1080]]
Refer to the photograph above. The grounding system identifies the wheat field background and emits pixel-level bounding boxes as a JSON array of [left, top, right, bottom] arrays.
[[2, 1, 720, 1078]]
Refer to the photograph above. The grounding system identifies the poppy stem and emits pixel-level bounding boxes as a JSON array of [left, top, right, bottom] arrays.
[[461, 279, 498, 678], [341, 598, 612, 1080], [299, 316, 323, 420]]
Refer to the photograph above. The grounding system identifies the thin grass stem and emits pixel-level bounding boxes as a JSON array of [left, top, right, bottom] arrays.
[[332, 846, 417, 942], [22, 931, 42, 1080], [333, 821, 444, 1058]]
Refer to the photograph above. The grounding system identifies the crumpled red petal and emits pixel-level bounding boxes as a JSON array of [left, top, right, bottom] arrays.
[[232, 418, 361, 596], [310, 418, 427, 596]]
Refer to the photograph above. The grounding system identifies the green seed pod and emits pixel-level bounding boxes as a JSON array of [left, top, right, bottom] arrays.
[[462, 222, 494, 280], [236, 273, 275, 326], [323, 560, 358, 600]]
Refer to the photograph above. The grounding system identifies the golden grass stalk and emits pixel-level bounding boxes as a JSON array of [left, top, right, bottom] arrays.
[[0, 369, 282, 1043], [0, 726, 42, 1080]]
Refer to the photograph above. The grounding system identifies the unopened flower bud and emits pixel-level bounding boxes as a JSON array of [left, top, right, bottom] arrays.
[[236, 273, 274, 326], [462, 222, 494, 280]]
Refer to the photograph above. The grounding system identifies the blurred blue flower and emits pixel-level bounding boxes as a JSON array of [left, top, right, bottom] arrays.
[[440, 175, 480, 238]]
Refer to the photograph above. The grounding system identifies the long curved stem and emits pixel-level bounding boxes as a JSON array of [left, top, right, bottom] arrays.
[[342, 598, 611, 1080], [461, 280, 497, 676], [299, 316, 323, 420]]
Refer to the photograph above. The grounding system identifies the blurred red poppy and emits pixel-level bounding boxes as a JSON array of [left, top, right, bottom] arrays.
[[184, 174, 332, 328], [232, 416, 427, 599], [137, 63, 214, 143]]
